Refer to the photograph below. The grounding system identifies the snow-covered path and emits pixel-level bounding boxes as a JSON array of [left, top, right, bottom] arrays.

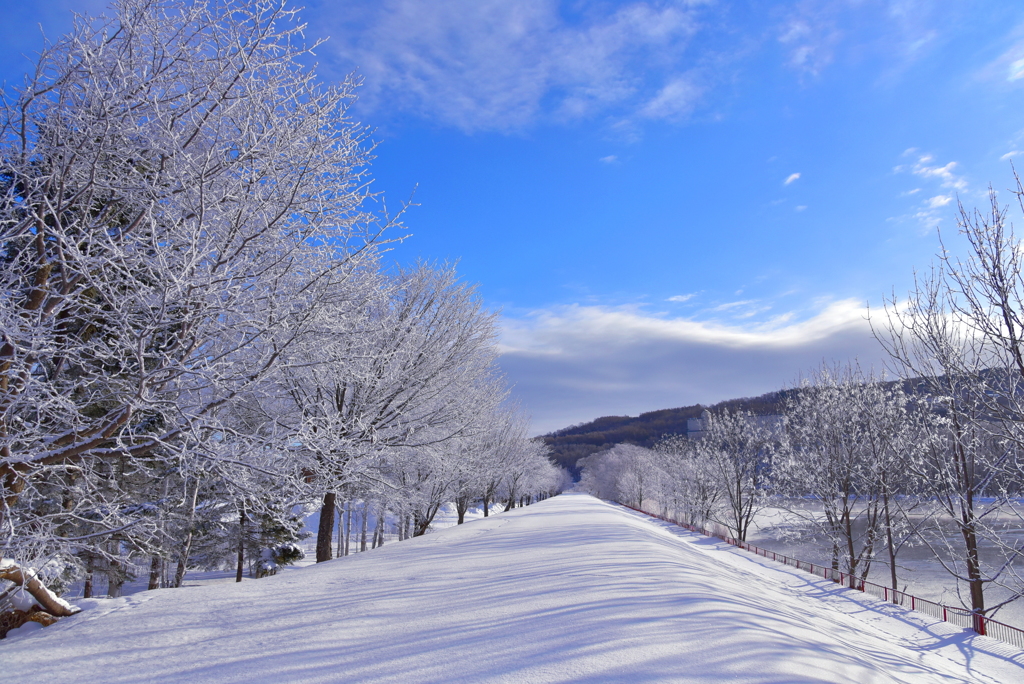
[[4, 493, 1022, 683]]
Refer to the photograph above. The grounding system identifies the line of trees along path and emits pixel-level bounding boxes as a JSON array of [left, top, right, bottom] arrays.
[[0, 0, 566, 632]]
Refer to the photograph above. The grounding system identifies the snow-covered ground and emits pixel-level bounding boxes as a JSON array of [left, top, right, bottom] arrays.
[[3, 493, 1023, 683], [740, 502, 1024, 629], [53, 502, 495, 601]]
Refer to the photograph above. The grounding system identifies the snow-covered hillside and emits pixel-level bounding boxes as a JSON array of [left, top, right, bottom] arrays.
[[3, 494, 1022, 683]]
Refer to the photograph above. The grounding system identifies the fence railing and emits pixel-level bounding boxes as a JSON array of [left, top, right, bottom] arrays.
[[618, 503, 1024, 651]]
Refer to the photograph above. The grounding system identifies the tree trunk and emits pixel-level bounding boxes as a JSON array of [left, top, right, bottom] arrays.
[[963, 520, 986, 615], [482, 495, 490, 517], [0, 564, 79, 617], [360, 501, 369, 552], [374, 511, 384, 548], [883, 490, 898, 600], [83, 554, 94, 599], [336, 503, 344, 558], [456, 495, 469, 525], [173, 558, 187, 589], [316, 492, 336, 563], [173, 478, 201, 587], [148, 555, 162, 591], [235, 501, 247, 582], [107, 559, 124, 598], [413, 512, 429, 537], [344, 503, 352, 556], [845, 510, 858, 587]]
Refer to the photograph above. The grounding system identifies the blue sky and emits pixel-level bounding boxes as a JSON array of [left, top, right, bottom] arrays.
[[5, 1, 1024, 434]]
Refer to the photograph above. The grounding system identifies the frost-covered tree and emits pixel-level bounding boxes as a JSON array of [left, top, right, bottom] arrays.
[[696, 409, 776, 542], [283, 263, 505, 558], [576, 443, 663, 509], [782, 365, 907, 586], [655, 435, 722, 527], [876, 178, 1024, 618], [500, 437, 558, 510], [0, 0, 391, 608]]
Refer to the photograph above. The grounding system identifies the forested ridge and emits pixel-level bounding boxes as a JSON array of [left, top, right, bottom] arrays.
[[541, 390, 795, 477]]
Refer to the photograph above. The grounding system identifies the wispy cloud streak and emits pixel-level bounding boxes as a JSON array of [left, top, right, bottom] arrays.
[[498, 301, 887, 434]]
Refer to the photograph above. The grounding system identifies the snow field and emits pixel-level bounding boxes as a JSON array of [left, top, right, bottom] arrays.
[[742, 502, 1024, 630], [2, 493, 1022, 683]]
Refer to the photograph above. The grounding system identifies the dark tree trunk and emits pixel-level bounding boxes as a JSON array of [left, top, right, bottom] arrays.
[[456, 495, 469, 525], [107, 559, 124, 598], [148, 556, 162, 591], [173, 559, 187, 588], [963, 520, 986, 616], [316, 492, 336, 563], [83, 554, 94, 599], [883, 490, 899, 600], [375, 512, 385, 548], [342, 505, 350, 557], [174, 479, 201, 587], [360, 501, 369, 552], [344, 503, 352, 556], [235, 501, 247, 582], [413, 512, 429, 537]]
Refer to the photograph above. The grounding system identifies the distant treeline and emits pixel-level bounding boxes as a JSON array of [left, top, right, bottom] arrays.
[[540, 389, 799, 478], [540, 376, 940, 478]]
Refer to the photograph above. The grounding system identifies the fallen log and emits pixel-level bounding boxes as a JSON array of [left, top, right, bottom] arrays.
[[0, 561, 80, 618]]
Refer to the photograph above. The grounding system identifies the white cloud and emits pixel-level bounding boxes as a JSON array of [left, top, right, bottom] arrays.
[[785, 172, 801, 185], [777, 15, 840, 76], [1011, 57, 1024, 81], [904, 154, 967, 190], [639, 76, 702, 121], [776, 0, 945, 83], [978, 34, 1024, 84], [712, 299, 757, 312], [1001, 151, 1022, 160], [599, 155, 618, 164], [894, 151, 968, 229], [318, 0, 704, 132], [666, 294, 695, 302], [795, 205, 807, 212], [498, 300, 885, 435]]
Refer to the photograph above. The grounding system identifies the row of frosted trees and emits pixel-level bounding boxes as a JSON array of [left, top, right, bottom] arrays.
[[579, 368, 1024, 622], [0, 0, 565, 622], [581, 179, 1024, 622]]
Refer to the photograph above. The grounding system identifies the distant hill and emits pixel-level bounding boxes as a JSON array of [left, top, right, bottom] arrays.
[[540, 388, 797, 478]]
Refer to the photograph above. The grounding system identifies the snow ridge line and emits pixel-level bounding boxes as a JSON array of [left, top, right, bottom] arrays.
[[617, 502, 1024, 652]]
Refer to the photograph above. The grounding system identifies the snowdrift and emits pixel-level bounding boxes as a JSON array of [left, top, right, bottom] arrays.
[[2, 493, 1021, 683]]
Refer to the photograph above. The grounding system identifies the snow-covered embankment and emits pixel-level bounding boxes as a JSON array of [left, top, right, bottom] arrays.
[[2, 493, 1021, 683]]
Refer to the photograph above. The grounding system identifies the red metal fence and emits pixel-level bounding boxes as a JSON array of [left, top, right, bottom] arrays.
[[619, 503, 1024, 651]]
